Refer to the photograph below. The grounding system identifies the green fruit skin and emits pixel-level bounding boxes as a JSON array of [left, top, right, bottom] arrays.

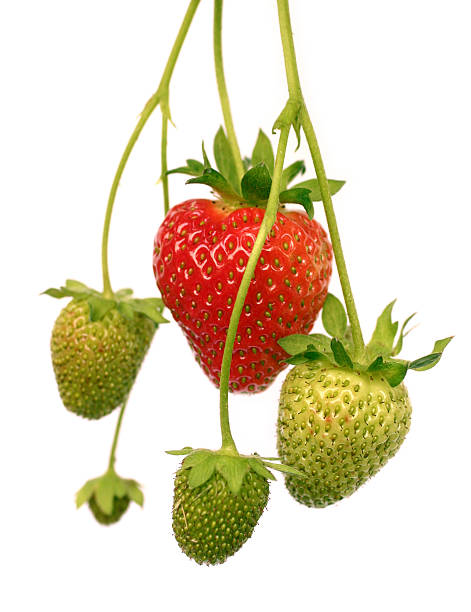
[[51, 299, 155, 419], [277, 360, 412, 508], [88, 494, 130, 525], [172, 468, 269, 565]]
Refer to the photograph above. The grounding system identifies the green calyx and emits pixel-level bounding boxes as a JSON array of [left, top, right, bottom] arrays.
[[76, 467, 144, 516], [167, 127, 345, 218], [278, 293, 453, 387], [43, 279, 168, 326], [166, 447, 304, 495]]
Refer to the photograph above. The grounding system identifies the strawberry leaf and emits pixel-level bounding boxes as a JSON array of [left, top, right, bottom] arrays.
[[241, 163, 272, 203], [182, 450, 212, 468], [95, 476, 116, 515], [127, 298, 168, 325], [167, 159, 204, 177], [124, 480, 144, 507], [285, 354, 310, 365], [331, 338, 353, 369], [433, 337, 453, 353], [409, 354, 441, 371], [279, 188, 314, 219], [187, 168, 240, 202], [251, 130, 275, 175], [187, 456, 217, 489], [213, 126, 240, 192], [409, 337, 452, 371], [87, 296, 116, 321], [367, 300, 398, 359], [65, 279, 90, 292], [117, 302, 135, 320], [248, 458, 276, 481], [216, 456, 250, 496], [262, 461, 306, 477], [42, 287, 67, 298], [278, 334, 316, 355], [114, 288, 133, 298], [166, 446, 194, 456], [367, 356, 408, 387], [322, 293, 347, 339], [392, 313, 417, 356], [76, 478, 99, 508], [202, 142, 211, 169], [291, 178, 345, 201], [280, 160, 306, 190], [308, 333, 335, 356]]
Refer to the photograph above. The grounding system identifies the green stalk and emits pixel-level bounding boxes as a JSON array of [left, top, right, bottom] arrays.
[[276, 0, 365, 354], [219, 125, 291, 452], [213, 0, 245, 181], [161, 110, 170, 215], [101, 0, 201, 298], [107, 397, 128, 471]]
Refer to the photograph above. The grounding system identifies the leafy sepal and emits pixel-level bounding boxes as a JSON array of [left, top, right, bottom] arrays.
[[75, 468, 144, 516], [291, 178, 345, 201], [279, 188, 313, 219], [43, 280, 168, 326], [187, 168, 240, 203]]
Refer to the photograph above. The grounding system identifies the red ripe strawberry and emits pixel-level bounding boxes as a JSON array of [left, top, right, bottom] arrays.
[[153, 198, 332, 392]]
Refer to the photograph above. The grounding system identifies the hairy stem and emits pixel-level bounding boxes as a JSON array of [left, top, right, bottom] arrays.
[[219, 126, 291, 452], [107, 397, 128, 471], [101, 0, 200, 297], [213, 0, 245, 181], [276, 0, 365, 353]]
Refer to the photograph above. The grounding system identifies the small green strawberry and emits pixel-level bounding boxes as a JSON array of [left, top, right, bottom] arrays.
[[76, 467, 143, 525], [44, 280, 168, 419], [88, 494, 130, 525], [277, 294, 452, 507], [168, 447, 301, 565]]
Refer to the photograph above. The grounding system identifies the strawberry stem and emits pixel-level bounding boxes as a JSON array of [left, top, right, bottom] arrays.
[[101, 0, 201, 298], [213, 0, 245, 183], [276, 0, 365, 354], [107, 396, 128, 471], [161, 108, 170, 215], [219, 123, 292, 452]]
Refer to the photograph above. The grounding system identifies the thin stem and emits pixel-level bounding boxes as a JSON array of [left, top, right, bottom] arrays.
[[213, 0, 245, 181], [276, 0, 365, 353], [107, 397, 128, 471], [219, 125, 291, 452], [161, 110, 170, 215], [101, 0, 200, 297]]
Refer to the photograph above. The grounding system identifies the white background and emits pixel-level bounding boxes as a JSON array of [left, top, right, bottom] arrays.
[[1, 1, 470, 610]]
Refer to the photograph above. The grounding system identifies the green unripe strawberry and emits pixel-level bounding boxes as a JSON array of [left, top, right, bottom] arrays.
[[277, 295, 452, 508], [171, 450, 272, 565], [76, 468, 144, 525], [277, 360, 412, 507], [88, 494, 130, 525], [51, 299, 155, 419]]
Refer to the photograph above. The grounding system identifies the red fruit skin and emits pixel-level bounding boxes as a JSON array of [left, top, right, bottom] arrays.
[[153, 199, 332, 393]]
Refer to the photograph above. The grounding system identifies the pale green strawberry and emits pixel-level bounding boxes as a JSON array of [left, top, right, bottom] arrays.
[[278, 360, 411, 507], [277, 294, 452, 507]]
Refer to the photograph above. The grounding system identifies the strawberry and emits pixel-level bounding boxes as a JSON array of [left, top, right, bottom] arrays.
[[44, 280, 167, 419], [88, 494, 130, 525], [76, 468, 144, 525], [277, 295, 452, 507], [153, 129, 343, 392], [168, 446, 302, 564]]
